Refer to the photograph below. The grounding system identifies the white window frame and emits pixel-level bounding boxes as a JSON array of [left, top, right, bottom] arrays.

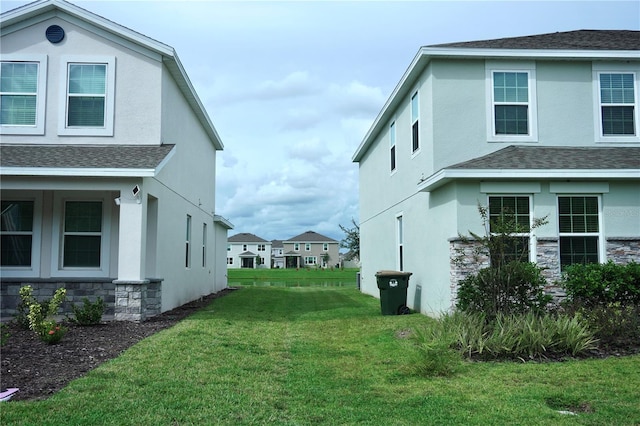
[[0, 55, 47, 135], [323, 243, 328, 251], [58, 56, 115, 136], [411, 90, 420, 155], [486, 61, 538, 142], [556, 195, 604, 268], [0, 192, 43, 278], [50, 192, 111, 278], [185, 215, 192, 269], [396, 213, 404, 271], [257, 244, 265, 252], [487, 195, 535, 263], [202, 223, 207, 268], [305, 243, 311, 251], [227, 257, 233, 265], [389, 120, 397, 174], [593, 63, 640, 143], [294, 243, 300, 251], [304, 256, 317, 265]]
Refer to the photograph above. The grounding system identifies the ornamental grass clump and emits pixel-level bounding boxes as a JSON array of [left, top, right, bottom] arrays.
[[18, 285, 67, 345]]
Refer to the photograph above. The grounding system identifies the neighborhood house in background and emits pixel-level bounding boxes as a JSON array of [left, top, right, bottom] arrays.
[[227, 231, 339, 269], [0, 0, 233, 321], [353, 30, 640, 316]]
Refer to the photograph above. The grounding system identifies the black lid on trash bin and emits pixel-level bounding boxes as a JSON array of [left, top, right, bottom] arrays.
[[375, 270, 412, 277]]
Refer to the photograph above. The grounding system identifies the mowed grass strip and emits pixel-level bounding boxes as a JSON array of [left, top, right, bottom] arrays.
[[2, 287, 639, 425]]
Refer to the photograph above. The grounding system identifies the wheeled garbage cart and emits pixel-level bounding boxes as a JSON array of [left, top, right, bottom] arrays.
[[375, 270, 412, 315]]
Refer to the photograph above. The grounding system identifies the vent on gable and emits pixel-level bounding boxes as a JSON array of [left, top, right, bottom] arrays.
[[46, 25, 65, 44]]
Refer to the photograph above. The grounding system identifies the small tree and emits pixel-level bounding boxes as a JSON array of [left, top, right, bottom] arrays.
[[321, 252, 331, 267], [339, 218, 360, 261], [455, 203, 551, 320]]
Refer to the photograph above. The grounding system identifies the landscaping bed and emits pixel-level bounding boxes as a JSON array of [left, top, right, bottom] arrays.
[[1, 289, 234, 402]]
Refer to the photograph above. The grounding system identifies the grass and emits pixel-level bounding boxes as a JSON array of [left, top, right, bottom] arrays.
[[227, 267, 359, 286], [2, 286, 640, 425]]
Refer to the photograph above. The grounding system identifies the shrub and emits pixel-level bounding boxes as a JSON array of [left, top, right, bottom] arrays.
[[426, 311, 597, 361], [561, 261, 640, 348], [562, 261, 640, 308], [70, 297, 105, 326], [0, 323, 9, 346], [456, 261, 551, 320], [19, 285, 67, 344]]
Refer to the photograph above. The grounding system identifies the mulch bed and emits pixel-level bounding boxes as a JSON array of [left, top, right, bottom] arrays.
[[1, 289, 235, 402]]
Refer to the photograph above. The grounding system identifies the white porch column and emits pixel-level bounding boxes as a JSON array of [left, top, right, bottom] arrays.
[[116, 197, 145, 281], [114, 195, 148, 322]]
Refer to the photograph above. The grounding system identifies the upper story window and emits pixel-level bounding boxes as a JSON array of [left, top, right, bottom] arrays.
[[0, 56, 47, 135], [598, 72, 638, 139], [58, 56, 115, 136], [257, 244, 265, 251], [486, 62, 537, 142], [305, 243, 311, 251], [242, 244, 248, 251], [389, 121, 396, 173], [294, 243, 300, 251], [411, 91, 419, 153], [323, 243, 328, 251]]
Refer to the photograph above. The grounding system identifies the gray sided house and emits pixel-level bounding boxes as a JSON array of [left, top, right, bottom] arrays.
[[0, 0, 233, 321], [353, 30, 640, 316], [283, 231, 339, 269], [227, 233, 272, 269]]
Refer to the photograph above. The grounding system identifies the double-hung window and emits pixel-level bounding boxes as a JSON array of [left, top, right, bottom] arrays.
[[63, 201, 103, 268], [389, 121, 396, 172], [294, 243, 300, 251], [305, 243, 311, 251], [488, 196, 531, 265], [0, 56, 47, 135], [558, 196, 600, 268], [411, 91, 419, 153], [486, 62, 537, 141], [323, 243, 328, 251], [596, 71, 638, 140], [59, 57, 115, 136], [1, 200, 34, 267], [304, 256, 317, 265]]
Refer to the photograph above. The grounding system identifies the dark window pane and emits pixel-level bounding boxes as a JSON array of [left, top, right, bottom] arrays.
[[68, 97, 105, 127], [390, 146, 396, 171], [63, 235, 101, 267], [1, 201, 34, 231], [412, 121, 419, 152], [495, 105, 528, 135], [560, 236, 599, 268], [1, 235, 32, 266], [602, 106, 635, 135], [64, 202, 102, 232]]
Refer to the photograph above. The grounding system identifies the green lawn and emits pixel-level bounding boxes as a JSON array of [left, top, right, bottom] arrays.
[[228, 267, 359, 286], [2, 287, 639, 425]]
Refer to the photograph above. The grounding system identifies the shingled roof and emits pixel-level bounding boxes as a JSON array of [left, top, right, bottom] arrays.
[[430, 30, 640, 51], [228, 233, 269, 243], [286, 231, 337, 243], [449, 146, 640, 170], [0, 144, 175, 176]]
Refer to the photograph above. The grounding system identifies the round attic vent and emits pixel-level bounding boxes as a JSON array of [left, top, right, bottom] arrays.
[[46, 25, 65, 43]]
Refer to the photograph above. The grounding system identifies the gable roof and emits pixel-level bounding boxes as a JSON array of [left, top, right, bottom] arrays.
[[0, 144, 175, 177], [418, 146, 640, 192], [0, 0, 223, 150], [352, 30, 640, 162], [286, 231, 337, 243], [228, 233, 269, 243]]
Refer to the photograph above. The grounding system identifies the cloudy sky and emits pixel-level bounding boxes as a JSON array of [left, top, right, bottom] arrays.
[[3, 1, 639, 244]]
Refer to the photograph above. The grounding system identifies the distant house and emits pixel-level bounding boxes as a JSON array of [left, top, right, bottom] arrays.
[[271, 240, 285, 269], [283, 231, 339, 268], [227, 233, 271, 269], [353, 30, 640, 316], [0, 0, 233, 321]]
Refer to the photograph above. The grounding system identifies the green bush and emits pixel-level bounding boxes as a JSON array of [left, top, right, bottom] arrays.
[[70, 297, 105, 326], [456, 261, 551, 320], [562, 261, 640, 308], [19, 285, 67, 344]]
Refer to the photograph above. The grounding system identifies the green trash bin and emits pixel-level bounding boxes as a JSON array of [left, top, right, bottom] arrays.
[[375, 270, 412, 315]]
